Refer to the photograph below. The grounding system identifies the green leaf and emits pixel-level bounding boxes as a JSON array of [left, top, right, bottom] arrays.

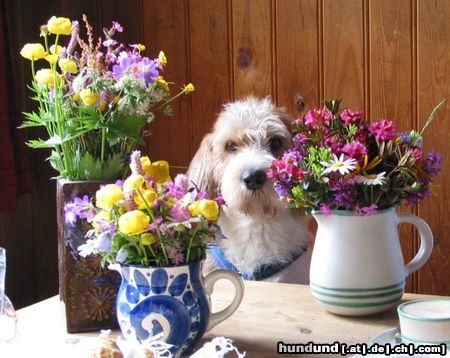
[[107, 112, 147, 145]]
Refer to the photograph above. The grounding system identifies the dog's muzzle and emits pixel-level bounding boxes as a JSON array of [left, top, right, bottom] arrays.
[[242, 169, 267, 191]]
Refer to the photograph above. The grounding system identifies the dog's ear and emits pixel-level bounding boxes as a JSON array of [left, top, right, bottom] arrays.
[[187, 133, 217, 196]]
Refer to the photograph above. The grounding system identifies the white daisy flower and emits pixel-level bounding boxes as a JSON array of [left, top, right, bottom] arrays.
[[321, 154, 357, 175], [355, 171, 386, 185]]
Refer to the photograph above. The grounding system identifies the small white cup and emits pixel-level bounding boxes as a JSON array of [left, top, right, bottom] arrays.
[[397, 299, 450, 346]]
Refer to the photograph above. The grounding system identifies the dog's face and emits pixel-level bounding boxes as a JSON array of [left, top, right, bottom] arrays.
[[188, 97, 293, 217]]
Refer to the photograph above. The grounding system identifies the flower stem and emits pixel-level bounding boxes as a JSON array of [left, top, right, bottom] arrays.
[[101, 127, 106, 163]]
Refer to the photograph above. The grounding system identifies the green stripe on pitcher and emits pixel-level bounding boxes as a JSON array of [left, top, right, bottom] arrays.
[[313, 295, 403, 308], [311, 287, 404, 300], [310, 281, 405, 293]]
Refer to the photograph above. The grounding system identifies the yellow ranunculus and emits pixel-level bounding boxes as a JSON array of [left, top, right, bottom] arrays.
[[140, 156, 151, 173], [141, 233, 156, 245], [184, 83, 195, 93], [123, 175, 145, 193], [199, 199, 220, 221], [35, 68, 58, 87], [145, 160, 170, 183], [134, 189, 158, 210], [59, 59, 78, 73], [50, 44, 62, 55], [79, 89, 99, 106], [157, 76, 169, 91], [20, 43, 46, 61], [118, 210, 150, 236], [188, 200, 201, 217], [72, 93, 80, 101], [92, 211, 111, 230], [96, 184, 124, 210], [158, 51, 167, 66], [135, 44, 146, 51], [44, 54, 58, 64], [47, 16, 73, 35]]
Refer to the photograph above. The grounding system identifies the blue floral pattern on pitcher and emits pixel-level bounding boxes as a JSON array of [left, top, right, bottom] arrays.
[[115, 260, 209, 356]]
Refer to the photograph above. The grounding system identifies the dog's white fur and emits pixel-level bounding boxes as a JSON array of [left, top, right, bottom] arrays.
[[188, 97, 311, 284]]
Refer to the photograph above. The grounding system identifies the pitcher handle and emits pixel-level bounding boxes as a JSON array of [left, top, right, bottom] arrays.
[[398, 213, 434, 276], [203, 269, 244, 331]]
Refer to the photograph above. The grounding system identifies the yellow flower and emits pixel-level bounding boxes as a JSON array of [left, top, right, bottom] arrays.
[[184, 83, 195, 93], [92, 211, 111, 230], [20, 43, 46, 61], [72, 93, 80, 101], [59, 59, 78, 73], [96, 184, 124, 210], [123, 175, 145, 193], [118, 210, 150, 236], [134, 189, 158, 210], [44, 54, 58, 65], [199, 199, 220, 221], [189, 199, 219, 221], [99, 100, 108, 112], [141, 233, 156, 245], [135, 44, 146, 51], [79, 89, 99, 106], [50, 44, 62, 55], [158, 51, 167, 66], [47, 16, 72, 35], [157, 76, 169, 91], [35, 68, 58, 87], [145, 160, 170, 183]]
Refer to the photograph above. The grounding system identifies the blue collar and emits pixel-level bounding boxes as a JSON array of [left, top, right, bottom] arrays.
[[208, 244, 304, 280]]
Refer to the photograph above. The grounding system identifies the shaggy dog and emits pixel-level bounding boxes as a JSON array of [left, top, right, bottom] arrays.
[[188, 97, 311, 284]]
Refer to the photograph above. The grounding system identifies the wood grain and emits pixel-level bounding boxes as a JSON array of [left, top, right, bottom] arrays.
[[322, 0, 365, 109], [368, 0, 417, 293], [232, 0, 273, 98], [189, 0, 231, 151], [275, 0, 320, 113], [143, 0, 193, 173], [417, 0, 450, 295]]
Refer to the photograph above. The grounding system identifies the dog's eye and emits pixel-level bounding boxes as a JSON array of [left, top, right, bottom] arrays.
[[225, 141, 238, 153], [269, 137, 283, 152]]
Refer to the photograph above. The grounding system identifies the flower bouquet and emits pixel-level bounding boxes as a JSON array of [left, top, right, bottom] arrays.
[[19, 15, 194, 332], [20, 15, 194, 180], [269, 99, 442, 316], [269, 99, 443, 215], [65, 152, 244, 356], [67, 151, 224, 267]]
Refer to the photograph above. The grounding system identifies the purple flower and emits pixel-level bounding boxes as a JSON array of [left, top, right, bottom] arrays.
[[319, 204, 331, 216], [341, 141, 367, 162], [103, 39, 117, 47], [130, 150, 144, 175], [424, 150, 443, 176], [353, 204, 378, 216], [98, 220, 117, 237], [195, 191, 210, 200], [112, 21, 123, 33], [168, 247, 184, 265], [174, 174, 189, 192], [96, 235, 111, 252], [116, 248, 128, 263], [304, 107, 333, 129], [64, 195, 95, 227], [170, 204, 191, 223], [369, 119, 397, 141], [166, 182, 185, 200], [330, 181, 355, 209], [112, 51, 159, 84], [340, 109, 363, 126], [214, 195, 226, 206]]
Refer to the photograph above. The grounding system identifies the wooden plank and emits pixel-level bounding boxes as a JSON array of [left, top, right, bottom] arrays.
[[368, 0, 417, 293], [276, 0, 320, 113], [143, 0, 193, 172], [232, 0, 273, 98], [322, 0, 365, 109], [189, 0, 231, 151], [417, 0, 450, 295]]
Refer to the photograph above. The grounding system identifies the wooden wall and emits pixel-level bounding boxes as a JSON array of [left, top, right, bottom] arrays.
[[1, 0, 448, 308]]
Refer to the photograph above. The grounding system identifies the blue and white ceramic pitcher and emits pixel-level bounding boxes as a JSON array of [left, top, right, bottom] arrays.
[[110, 259, 244, 356]]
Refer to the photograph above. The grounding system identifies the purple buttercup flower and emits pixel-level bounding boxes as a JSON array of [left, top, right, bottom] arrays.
[[369, 119, 397, 141], [170, 204, 191, 223], [340, 109, 363, 126], [112, 21, 123, 33], [319, 204, 331, 216]]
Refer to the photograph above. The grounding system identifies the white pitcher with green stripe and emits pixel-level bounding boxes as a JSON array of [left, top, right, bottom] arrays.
[[310, 207, 433, 316]]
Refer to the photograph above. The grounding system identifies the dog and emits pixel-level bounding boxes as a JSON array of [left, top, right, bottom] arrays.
[[187, 97, 311, 284]]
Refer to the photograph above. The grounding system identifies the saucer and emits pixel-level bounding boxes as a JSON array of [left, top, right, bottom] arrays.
[[368, 327, 450, 357]]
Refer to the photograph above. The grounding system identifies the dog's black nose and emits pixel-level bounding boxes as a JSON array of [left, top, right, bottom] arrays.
[[242, 169, 267, 191]]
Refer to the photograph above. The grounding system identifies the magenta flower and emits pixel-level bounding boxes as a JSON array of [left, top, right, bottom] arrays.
[[369, 119, 397, 141], [340, 109, 363, 126], [170, 204, 191, 223], [304, 107, 333, 128], [168, 247, 184, 265], [319, 204, 331, 216], [112, 21, 123, 33], [342, 141, 367, 162]]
